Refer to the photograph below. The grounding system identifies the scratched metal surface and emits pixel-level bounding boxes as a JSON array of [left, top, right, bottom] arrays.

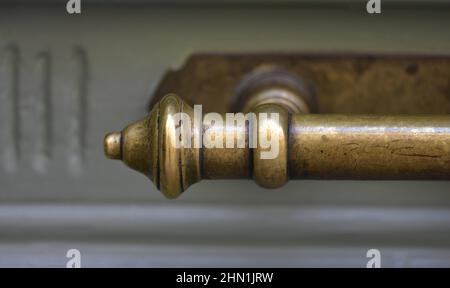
[[1, 2, 450, 267]]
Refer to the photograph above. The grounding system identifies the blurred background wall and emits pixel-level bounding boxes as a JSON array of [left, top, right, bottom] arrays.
[[1, 0, 450, 267]]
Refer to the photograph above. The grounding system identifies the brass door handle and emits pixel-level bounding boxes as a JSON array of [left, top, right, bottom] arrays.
[[104, 67, 450, 199]]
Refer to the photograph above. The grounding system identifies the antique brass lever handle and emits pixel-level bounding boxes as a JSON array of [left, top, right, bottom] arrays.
[[104, 83, 450, 199]]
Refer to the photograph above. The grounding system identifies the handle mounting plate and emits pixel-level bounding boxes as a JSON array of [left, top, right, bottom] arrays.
[[150, 53, 450, 114]]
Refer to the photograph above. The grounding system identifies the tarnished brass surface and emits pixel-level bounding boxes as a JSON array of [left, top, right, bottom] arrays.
[[104, 132, 121, 160], [289, 115, 450, 180], [121, 104, 159, 182], [105, 96, 450, 198], [104, 94, 201, 198], [232, 67, 316, 114], [202, 120, 250, 180], [105, 53, 450, 198], [252, 104, 289, 188], [151, 53, 450, 114]]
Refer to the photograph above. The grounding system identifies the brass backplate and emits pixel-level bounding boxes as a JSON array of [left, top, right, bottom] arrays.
[[150, 53, 450, 114]]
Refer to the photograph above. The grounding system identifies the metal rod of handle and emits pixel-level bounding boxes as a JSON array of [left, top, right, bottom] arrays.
[[104, 94, 450, 199], [289, 114, 450, 180]]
